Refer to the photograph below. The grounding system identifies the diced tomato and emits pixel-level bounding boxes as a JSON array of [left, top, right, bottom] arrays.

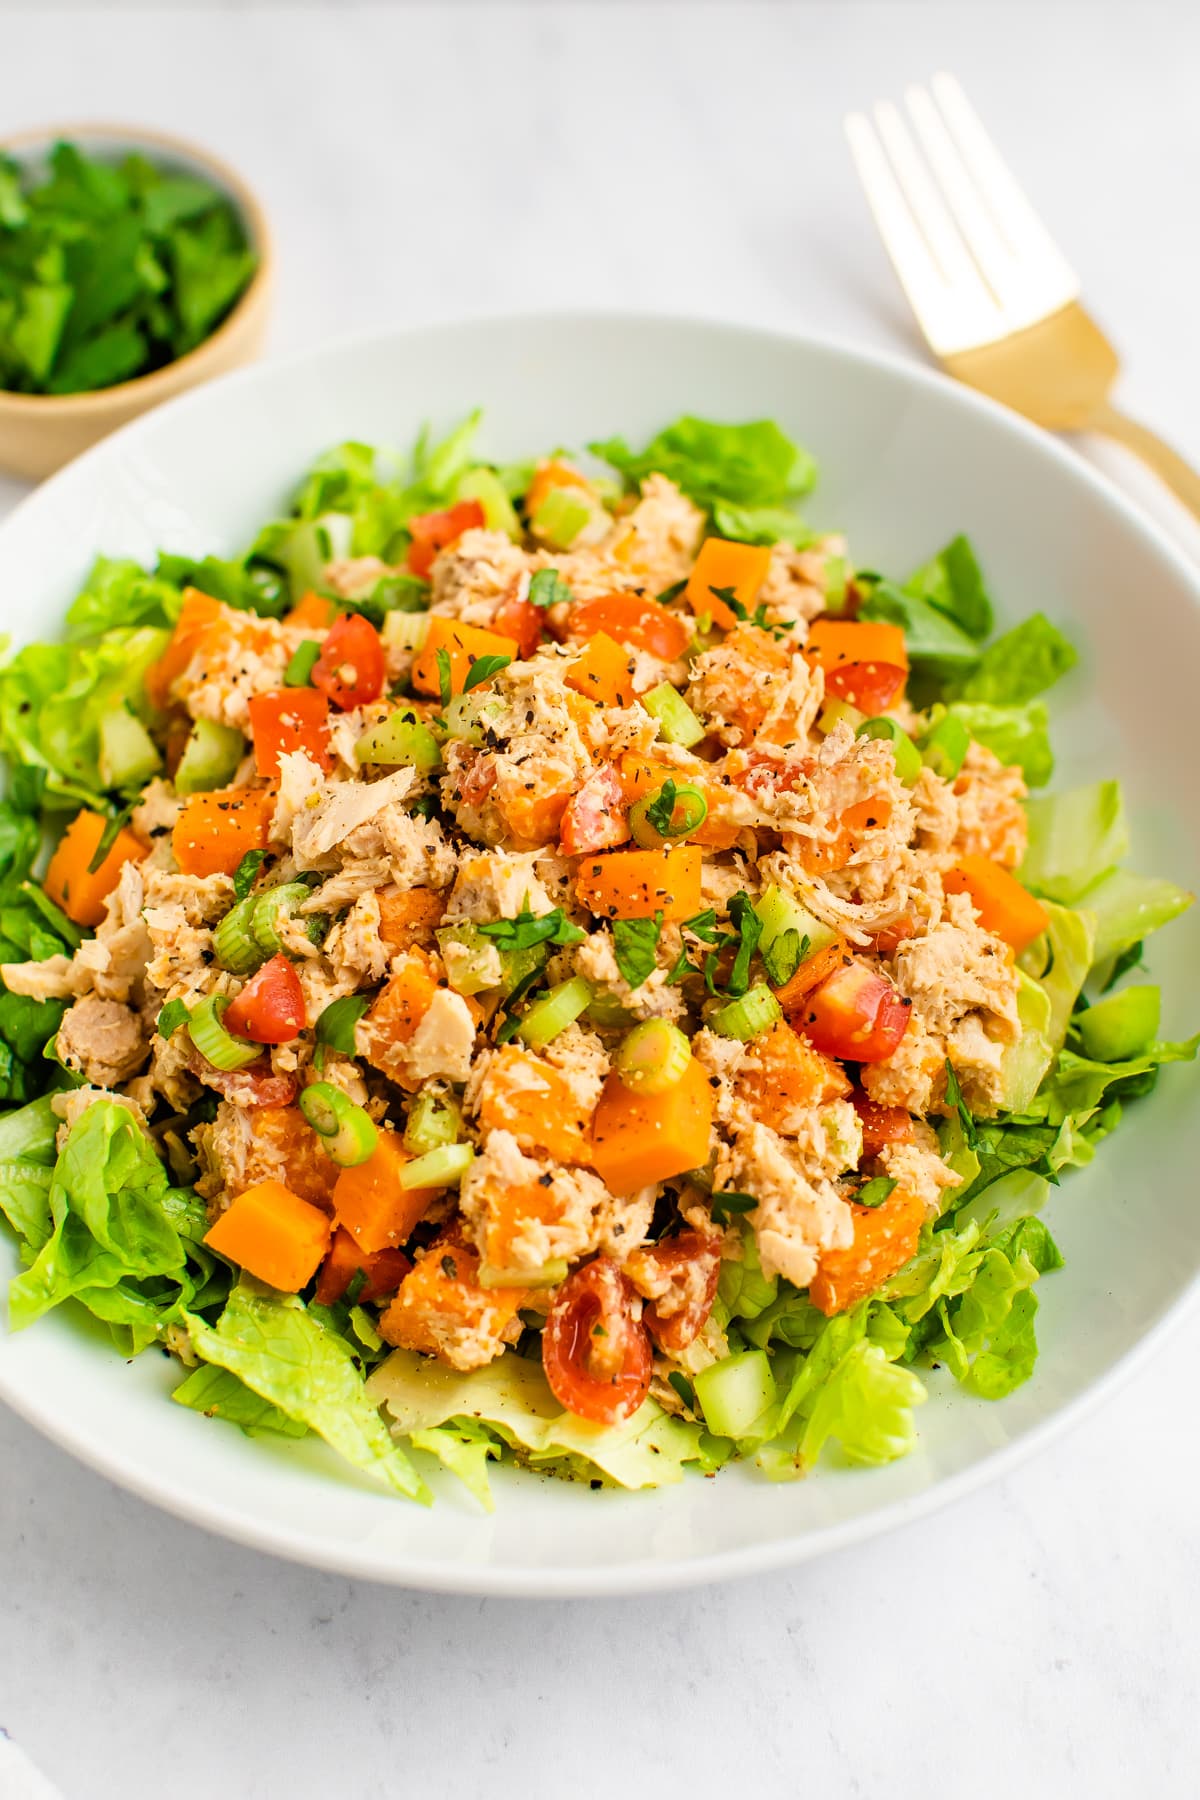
[[247, 687, 332, 778], [185, 1047, 299, 1108], [406, 500, 486, 579], [311, 614, 386, 710], [559, 764, 630, 856], [628, 1230, 722, 1356], [493, 591, 543, 659], [542, 1257, 653, 1424], [223, 954, 307, 1045], [458, 752, 499, 808], [797, 960, 911, 1064], [851, 1090, 915, 1157], [315, 1226, 412, 1306], [824, 660, 907, 712], [566, 593, 691, 662], [868, 912, 919, 956]]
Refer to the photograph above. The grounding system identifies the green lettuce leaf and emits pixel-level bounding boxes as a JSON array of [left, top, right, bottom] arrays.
[[589, 416, 816, 510], [953, 613, 1077, 705], [0, 816, 85, 1104], [710, 501, 814, 546], [7, 1100, 227, 1350], [187, 1285, 429, 1502], [857, 579, 981, 664], [905, 534, 993, 639], [945, 699, 1054, 787], [367, 1346, 703, 1495], [1075, 867, 1193, 967], [1021, 781, 1129, 903], [63, 556, 182, 639], [171, 1362, 309, 1438], [408, 1420, 503, 1511], [0, 625, 169, 804]]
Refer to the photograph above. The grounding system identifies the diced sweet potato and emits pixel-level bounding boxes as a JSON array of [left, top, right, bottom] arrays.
[[379, 1234, 532, 1371], [357, 950, 441, 1081], [203, 1180, 331, 1291], [809, 1188, 925, 1315], [591, 1057, 714, 1196], [377, 886, 445, 951], [477, 1045, 593, 1164], [332, 1129, 438, 1253], [734, 1021, 850, 1130]]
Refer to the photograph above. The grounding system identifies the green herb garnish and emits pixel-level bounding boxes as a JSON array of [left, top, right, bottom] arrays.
[[612, 914, 662, 989], [529, 568, 572, 609]]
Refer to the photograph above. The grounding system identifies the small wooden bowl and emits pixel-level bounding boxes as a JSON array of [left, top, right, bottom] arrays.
[[0, 124, 273, 481]]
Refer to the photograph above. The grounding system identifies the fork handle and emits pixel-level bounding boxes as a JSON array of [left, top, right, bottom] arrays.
[[1091, 403, 1200, 523]]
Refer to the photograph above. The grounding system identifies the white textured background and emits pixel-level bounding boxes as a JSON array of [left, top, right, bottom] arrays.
[[2, 6, 1199, 1798]]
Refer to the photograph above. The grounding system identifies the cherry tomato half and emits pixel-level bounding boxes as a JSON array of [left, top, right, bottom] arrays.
[[542, 1257, 653, 1424], [406, 500, 486, 580], [493, 591, 544, 660], [567, 593, 691, 663], [825, 660, 906, 713], [312, 614, 386, 710], [185, 1046, 299, 1108], [224, 954, 307, 1045], [851, 1090, 915, 1158], [798, 959, 911, 1064], [634, 1231, 722, 1356]]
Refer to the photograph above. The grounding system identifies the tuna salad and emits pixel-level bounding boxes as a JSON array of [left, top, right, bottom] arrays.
[[0, 412, 1193, 1506]]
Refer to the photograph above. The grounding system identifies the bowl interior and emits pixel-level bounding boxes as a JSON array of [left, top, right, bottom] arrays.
[[1, 314, 1198, 1594]]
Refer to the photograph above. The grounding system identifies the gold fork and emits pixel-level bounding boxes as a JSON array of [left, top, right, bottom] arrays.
[[846, 72, 1200, 521]]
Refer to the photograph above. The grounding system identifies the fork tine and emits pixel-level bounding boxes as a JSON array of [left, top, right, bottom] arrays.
[[903, 83, 1016, 303], [845, 111, 1000, 356], [930, 72, 1079, 306]]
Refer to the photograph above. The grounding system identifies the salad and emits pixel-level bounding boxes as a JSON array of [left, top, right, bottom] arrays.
[[0, 413, 1193, 1510]]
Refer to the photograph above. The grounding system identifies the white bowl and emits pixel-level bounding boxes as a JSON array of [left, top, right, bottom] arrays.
[[2, 314, 1198, 1595]]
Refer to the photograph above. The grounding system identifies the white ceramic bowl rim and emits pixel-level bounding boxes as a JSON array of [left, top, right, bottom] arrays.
[[1, 308, 1199, 1596]]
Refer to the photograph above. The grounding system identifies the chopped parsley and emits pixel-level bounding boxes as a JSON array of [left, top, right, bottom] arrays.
[[156, 998, 190, 1039], [463, 652, 512, 693], [529, 567, 573, 608], [711, 1190, 757, 1225], [86, 803, 135, 873], [854, 1176, 898, 1209], [943, 1059, 979, 1151], [314, 992, 372, 1066], [232, 848, 266, 901], [760, 928, 809, 989], [478, 907, 585, 954]]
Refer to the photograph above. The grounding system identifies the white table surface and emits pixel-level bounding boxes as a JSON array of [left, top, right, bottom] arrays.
[[2, 5, 1199, 1796]]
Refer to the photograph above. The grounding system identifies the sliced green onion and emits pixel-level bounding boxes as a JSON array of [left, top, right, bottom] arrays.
[[404, 1090, 464, 1155], [515, 977, 593, 1049], [531, 487, 591, 549], [354, 710, 442, 770], [816, 697, 863, 736], [693, 1349, 776, 1439], [709, 982, 782, 1041], [922, 712, 971, 780], [213, 896, 266, 974], [629, 782, 709, 849], [382, 611, 431, 653], [174, 719, 245, 796], [614, 1019, 692, 1094], [442, 690, 503, 746], [187, 994, 259, 1071], [299, 1081, 378, 1167], [855, 1176, 898, 1209], [585, 990, 634, 1028], [99, 706, 161, 789], [642, 682, 706, 747], [284, 639, 322, 687], [251, 883, 317, 955], [478, 1258, 569, 1291], [456, 467, 522, 539], [400, 1142, 476, 1189], [857, 716, 922, 786]]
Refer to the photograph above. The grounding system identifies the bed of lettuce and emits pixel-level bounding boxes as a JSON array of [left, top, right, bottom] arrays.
[[0, 411, 1194, 1510]]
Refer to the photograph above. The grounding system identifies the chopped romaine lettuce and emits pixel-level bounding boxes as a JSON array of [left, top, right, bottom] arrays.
[[905, 533, 993, 640], [953, 613, 1077, 704], [590, 416, 816, 511], [1021, 781, 1129, 903], [857, 579, 981, 664], [171, 1362, 309, 1438], [1077, 866, 1193, 967], [187, 1285, 429, 1502], [944, 699, 1054, 787]]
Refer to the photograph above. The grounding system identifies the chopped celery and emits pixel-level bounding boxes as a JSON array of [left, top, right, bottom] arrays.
[[251, 883, 315, 955], [816, 697, 863, 736], [857, 716, 922, 786], [187, 995, 259, 1072], [516, 977, 593, 1048], [456, 467, 522, 540], [284, 640, 322, 687], [614, 1019, 691, 1094], [98, 705, 161, 789], [478, 1259, 569, 1291], [642, 682, 706, 748], [585, 990, 634, 1028], [381, 611, 431, 653], [436, 923, 505, 996], [531, 487, 591, 550], [708, 982, 782, 1041], [354, 711, 442, 770], [400, 1142, 476, 1189], [823, 554, 849, 615], [1078, 984, 1161, 1062], [754, 885, 837, 960], [404, 1090, 464, 1155], [694, 1350, 775, 1439], [174, 718, 245, 796], [443, 690, 503, 746]]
